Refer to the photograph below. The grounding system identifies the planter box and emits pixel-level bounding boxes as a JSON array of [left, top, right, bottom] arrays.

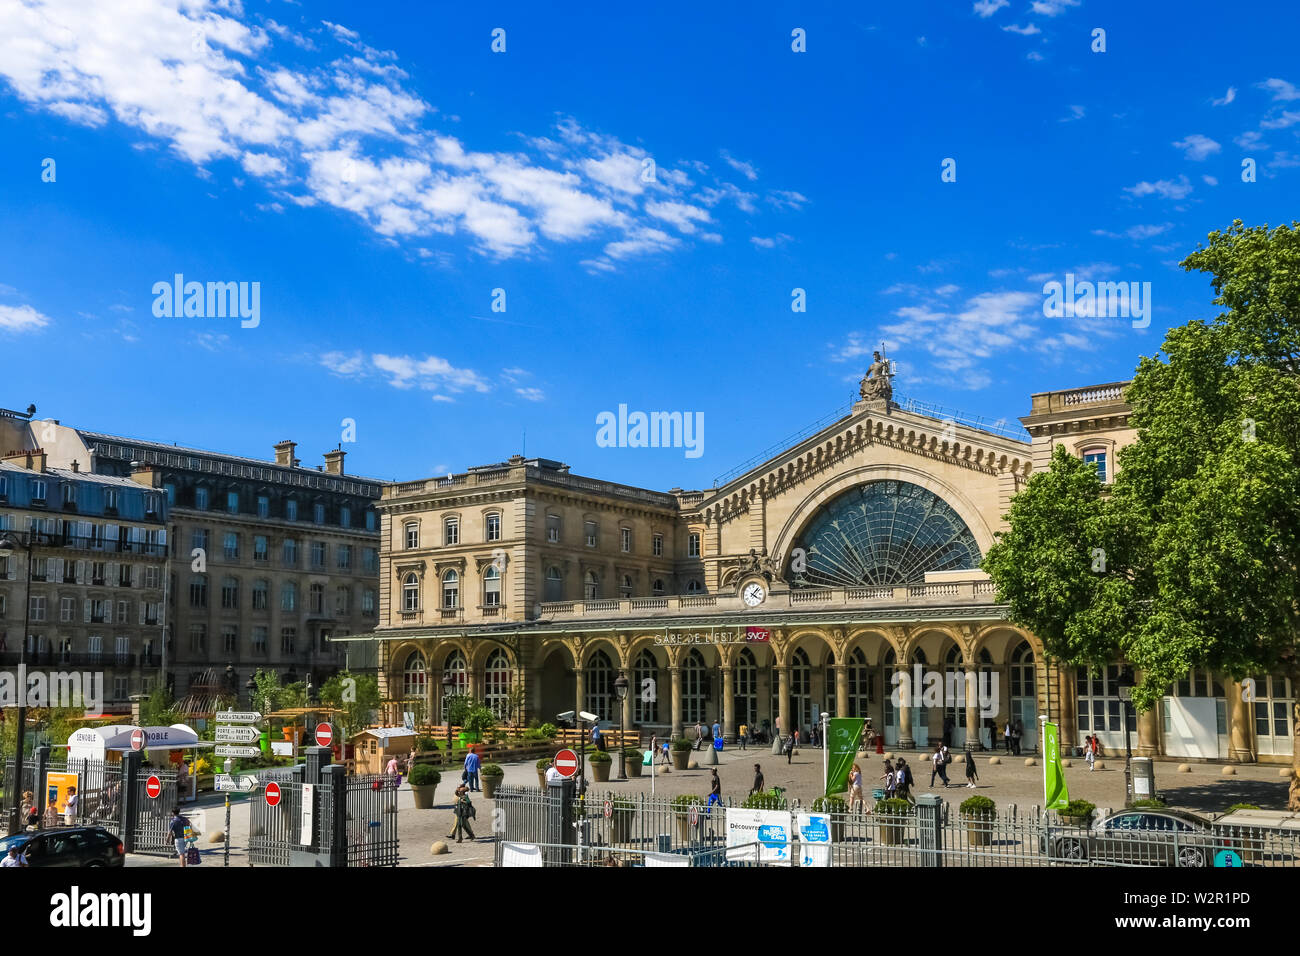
[[482, 775, 503, 798], [626, 759, 643, 778], [411, 784, 437, 810], [877, 818, 906, 846], [671, 750, 690, 771], [591, 762, 611, 783], [964, 816, 994, 846], [612, 811, 635, 844]]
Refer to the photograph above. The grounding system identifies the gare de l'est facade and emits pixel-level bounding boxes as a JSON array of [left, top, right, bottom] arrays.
[[350, 373, 1293, 767]]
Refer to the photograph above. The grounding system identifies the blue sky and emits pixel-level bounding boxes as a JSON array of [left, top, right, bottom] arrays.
[[1, 0, 1298, 490]]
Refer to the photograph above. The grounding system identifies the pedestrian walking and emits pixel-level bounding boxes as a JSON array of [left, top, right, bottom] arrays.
[[63, 786, 78, 826], [964, 746, 979, 788], [169, 808, 190, 868], [707, 768, 722, 812], [882, 759, 896, 799], [463, 747, 481, 791], [750, 763, 765, 796], [591, 722, 605, 752], [694, 721, 705, 751], [930, 744, 950, 788], [848, 764, 865, 813], [895, 758, 915, 805], [449, 783, 477, 842], [738, 722, 749, 750], [385, 754, 399, 777], [711, 718, 722, 750], [784, 731, 795, 764], [1003, 721, 1012, 754], [1085, 734, 1096, 771]]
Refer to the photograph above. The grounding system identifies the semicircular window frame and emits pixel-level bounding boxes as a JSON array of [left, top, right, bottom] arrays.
[[789, 480, 981, 588]]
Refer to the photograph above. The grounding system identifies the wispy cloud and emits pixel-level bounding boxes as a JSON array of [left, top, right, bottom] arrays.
[[1030, 0, 1081, 14], [0, 304, 51, 333], [1259, 77, 1300, 101], [1060, 104, 1086, 122], [320, 350, 492, 397], [1124, 175, 1194, 200], [719, 150, 758, 181], [972, 0, 1009, 17], [1172, 134, 1221, 160], [1211, 87, 1236, 106], [1003, 23, 1042, 36]]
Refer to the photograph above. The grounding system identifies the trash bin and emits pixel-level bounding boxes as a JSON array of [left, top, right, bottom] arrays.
[[1130, 757, 1156, 801]]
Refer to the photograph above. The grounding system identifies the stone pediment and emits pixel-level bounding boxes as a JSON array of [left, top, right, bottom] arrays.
[[694, 403, 1031, 525]]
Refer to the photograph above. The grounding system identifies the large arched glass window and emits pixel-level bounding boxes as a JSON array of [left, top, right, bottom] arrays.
[[483, 566, 501, 607], [585, 649, 613, 719], [484, 649, 512, 719], [846, 647, 870, 717], [402, 573, 420, 612], [682, 649, 708, 724], [544, 566, 563, 602], [1009, 640, 1037, 752], [402, 652, 427, 698], [442, 649, 468, 708], [584, 571, 599, 600], [735, 648, 758, 729], [634, 649, 659, 724], [442, 570, 459, 609], [789, 648, 812, 735], [790, 480, 981, 587]]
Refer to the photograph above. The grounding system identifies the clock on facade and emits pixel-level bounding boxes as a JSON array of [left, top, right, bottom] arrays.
[[742, 582, 766, 607]]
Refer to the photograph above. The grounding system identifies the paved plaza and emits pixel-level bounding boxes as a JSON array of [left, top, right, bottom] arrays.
[[126, 747, 1291, 867]]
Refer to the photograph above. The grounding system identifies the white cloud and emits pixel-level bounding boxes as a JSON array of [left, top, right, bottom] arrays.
[[972, 0, 1009, 17], [1026, 51, 1044, 62], [1124, 175, 1194, 200], [0, 304, 50, 333], [1002, 23, 1041, 35], [1259, 78, 1300, 101], [194, 332, 230, 352], [1260, 110, 1300, 130], [1060, 105, 1085, 122], [719, 150, 758, 181], [514, 387, 545, 402], [0, 0, 801, 266], [320, 351, 491, 395], [1235, 130, 1266, 149], [1030, 0, 1080, 14], [1211, 87, 1236, 106], [1172, 134, 1221, 160], [1202, 175, 1218, 186]]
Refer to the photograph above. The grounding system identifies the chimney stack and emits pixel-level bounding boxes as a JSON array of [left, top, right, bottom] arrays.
[[273, 440, 297, 467], [323, 448, 346, 475]]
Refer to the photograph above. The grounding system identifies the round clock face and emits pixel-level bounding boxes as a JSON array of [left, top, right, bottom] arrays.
[[742, 582, 766, 607]]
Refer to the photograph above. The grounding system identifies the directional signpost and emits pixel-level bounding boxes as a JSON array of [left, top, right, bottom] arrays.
[[215, 710, 263, 867]]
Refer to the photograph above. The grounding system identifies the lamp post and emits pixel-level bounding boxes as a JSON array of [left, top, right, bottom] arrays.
[[1, 531, 33, 837], [614, 671, 629, 780], [1116, 667, 1135, 806], [442, 672, 454, 757]]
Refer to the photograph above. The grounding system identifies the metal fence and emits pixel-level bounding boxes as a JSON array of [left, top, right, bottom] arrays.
[[344, 774, 399, 867], [494, 787, 1300, 868], [497, 840, 764, 867], [248, 772, 400, 867], [249, 782, 302, 866]]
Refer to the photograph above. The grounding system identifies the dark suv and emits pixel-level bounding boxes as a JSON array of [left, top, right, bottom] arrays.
[[0, 827, 125, 867]]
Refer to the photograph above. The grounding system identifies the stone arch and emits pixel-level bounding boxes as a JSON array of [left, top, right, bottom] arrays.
[[578, 636, 624, 670], [971, 624, 1043, 665], [770, 463, 997, 569], [844, 627, 901, 665], [781, 628, 836, 667]]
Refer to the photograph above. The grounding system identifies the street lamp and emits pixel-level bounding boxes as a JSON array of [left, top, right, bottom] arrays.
[[1116, 667, 1135, 805], [0, 531, 33, 837], [613, 671, 629, 780], [442, 672, 455, 756]]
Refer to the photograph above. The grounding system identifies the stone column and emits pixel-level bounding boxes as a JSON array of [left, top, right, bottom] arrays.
[[574, 666, 585, 723], [722, 665, 736, 741], [670, 665, 683, 738], [1228, 679, 1255, 763], [835, 664, 849, 718], [1135, 705, 1160, 758], [898, 669, 914, 750], [776, 666, 791, 743], [964, 668, 979, 751]]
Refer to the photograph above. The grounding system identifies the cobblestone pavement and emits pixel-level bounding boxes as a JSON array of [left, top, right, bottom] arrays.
[[126, 746, 1291, 867]]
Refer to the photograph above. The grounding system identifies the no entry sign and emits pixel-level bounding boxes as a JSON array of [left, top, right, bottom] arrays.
[[145, 775, 161, 799], [554, 748, 579, 778], [314, 723, 333, 748], [265, 781, 282, 807], [130, 728, 145, 752]]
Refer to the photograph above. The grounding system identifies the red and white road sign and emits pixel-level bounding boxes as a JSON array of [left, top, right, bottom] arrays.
[[688, 805, 700, 826], [314, 723, 333, 748], [265, 781, 282, 807], [130, 728, 145, 751], [603, 800, 613, 819], [145, 775, 161, 799], [554, 748, 579, 778]]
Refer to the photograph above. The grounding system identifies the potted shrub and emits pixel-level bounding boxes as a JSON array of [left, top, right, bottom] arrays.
[[874, 797, 911, 845], [610, 796, 636, 844], [672, 794, 705, 843], [536, 757, 552, 789], [480, 763, 504, 798], [408, 764, 440, 809], [960, 794, 996, 846], [670, 738, 692, 771], [589, 750, 612, 782], [624, 747, 644, 778], [1059, 799, 1095, 826], [812, 795, 848, 843], [741, 790, 786, 810]]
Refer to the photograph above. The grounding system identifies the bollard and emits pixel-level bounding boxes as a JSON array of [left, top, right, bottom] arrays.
[[33, 745, 50, 819], [916, 794, 943, 867], [121, 750, 141, 854]]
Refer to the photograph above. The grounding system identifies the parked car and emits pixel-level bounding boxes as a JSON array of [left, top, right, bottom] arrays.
[[1043, 808, 1229, 867], [0, 827, 125, 867]]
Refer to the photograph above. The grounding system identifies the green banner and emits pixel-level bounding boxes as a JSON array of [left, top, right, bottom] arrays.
[[826, 718, 864, 794], [1043, 720, 1070, 810]]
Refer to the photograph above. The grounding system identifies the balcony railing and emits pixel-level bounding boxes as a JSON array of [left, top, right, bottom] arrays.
[[0, 651, 155, 668], [0, 531, 168, 556]]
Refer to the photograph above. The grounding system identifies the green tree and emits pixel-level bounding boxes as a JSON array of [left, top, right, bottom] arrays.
[[249, 669, 283, 716], [985, 221, 1300, 809], [319, 671, 380, 734], [139, 688, 184, 728]]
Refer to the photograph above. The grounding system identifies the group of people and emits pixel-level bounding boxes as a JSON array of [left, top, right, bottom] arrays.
[[17, 787, 81, 830], [1001, 718, 1026, 755], [1082, 733, 1102, 770]]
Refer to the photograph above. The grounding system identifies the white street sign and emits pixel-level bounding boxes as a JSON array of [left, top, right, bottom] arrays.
[[216, 711, 262, 724], [214, 744, 261, 757], [271, 741, 295, 757], [215, 725, 261, 743], [300, 783, 315, 847], [215, 774, 262, 792]]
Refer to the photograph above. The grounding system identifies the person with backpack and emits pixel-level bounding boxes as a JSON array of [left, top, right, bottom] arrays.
[[964, 745, 979, 788], [169, 808, 190, 868], [895, 758, 915, 804], [930, 744, 950, 788], [449, 783, 477, 843]]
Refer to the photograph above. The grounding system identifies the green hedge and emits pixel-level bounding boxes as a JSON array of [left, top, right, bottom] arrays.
[[960, 795, 996, 816], [408, 765, 440, 786]]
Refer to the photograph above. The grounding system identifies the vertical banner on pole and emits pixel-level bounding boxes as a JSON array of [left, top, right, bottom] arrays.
[[1042, 718, 1069, 810], [825, 718, 864, 794]]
